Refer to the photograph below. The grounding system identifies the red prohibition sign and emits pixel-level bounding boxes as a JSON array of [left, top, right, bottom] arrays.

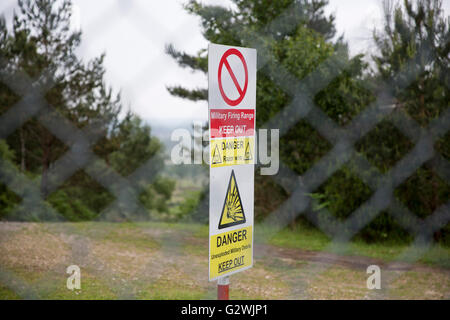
[[218, 48, 248, 106]]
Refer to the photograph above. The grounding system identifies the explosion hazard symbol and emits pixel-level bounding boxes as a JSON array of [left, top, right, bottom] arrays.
[[218, 170, 246, 229], [211, 144, 222, 165]]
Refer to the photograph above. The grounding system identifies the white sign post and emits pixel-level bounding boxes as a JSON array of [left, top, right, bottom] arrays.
[[208, 43, 257, 299]]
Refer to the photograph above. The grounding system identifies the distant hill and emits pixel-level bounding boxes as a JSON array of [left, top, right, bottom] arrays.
[[145, 119, 198, 156]]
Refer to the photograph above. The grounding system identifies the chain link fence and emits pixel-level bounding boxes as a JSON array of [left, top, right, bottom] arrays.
[[0, 0, 448, 299]]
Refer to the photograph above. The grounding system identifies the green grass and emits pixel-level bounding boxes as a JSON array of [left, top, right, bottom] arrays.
[[263, 225, 331, 251], [348, 240, 450, 268], [180, 222, 449, 269], [39, 274, 118, 300], [136, 221, 207, 233], [418, 245, 450, 269], [100, 228, 160, 250], [138, 279, 207, 300], [349, 241, 409, 260], [45, 221, 161, 250], [0, 268, 118, 300], [263, 224, 450, 269], [192, 224, 209, 238], [0, 285, 22, 299], [0, 221, 448, 300], [184, 243, 207, 256]]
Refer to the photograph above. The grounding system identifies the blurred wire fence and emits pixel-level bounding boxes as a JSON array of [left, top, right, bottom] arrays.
[[0, 1, 448, 299]]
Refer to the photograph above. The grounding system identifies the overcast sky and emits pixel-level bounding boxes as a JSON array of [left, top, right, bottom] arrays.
[[1, 0, 449, 127]]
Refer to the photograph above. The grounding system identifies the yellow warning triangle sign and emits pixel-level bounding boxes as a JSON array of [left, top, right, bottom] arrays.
[[244, 140, 252, 161], [212, 144, 222, 164], [218, 170, 246, 229]]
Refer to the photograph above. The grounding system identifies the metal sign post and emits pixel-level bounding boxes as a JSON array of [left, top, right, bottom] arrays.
[[217, 276, 230, 300], [208, 43, 257, 299]]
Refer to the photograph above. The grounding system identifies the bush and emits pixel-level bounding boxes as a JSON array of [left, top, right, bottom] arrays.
[[178, 190, 203, 219], [139, 176, 176, 219], [47, 190, 97, 221], [0, 140, 21, 219]]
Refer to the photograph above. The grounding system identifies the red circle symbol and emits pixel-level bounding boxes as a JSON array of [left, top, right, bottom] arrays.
[[218, 48, 248, 106]]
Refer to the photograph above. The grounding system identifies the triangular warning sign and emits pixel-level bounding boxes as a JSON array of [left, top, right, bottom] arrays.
[[212, 144, 222, 164], [218, 170, 246, 229], [244, 141, 252, 161]]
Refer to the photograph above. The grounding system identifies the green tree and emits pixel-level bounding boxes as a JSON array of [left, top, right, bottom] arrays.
[[309, 0, 449, 244], [108, 114, 175, 220], [166, 0, 373, 222], [108, 114, 164, 177], [0, 0, 122, 197], [0, 0, 173, 221], [372, 0, 449, 126], [366, 0, 450, 244]]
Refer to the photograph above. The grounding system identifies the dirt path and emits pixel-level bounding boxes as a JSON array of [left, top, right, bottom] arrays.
[[255, 243, 446, 273]]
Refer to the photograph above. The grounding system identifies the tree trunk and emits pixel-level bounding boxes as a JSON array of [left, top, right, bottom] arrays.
[[20, 128, 26, 171], [40, 134, 51, 198]]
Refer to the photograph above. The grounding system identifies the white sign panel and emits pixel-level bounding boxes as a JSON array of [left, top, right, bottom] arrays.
[[208, 43, 257, 281]]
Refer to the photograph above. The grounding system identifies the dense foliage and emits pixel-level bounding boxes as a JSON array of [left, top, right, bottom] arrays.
[[167, 0, 449, 244], [0, 0, 174, 221]]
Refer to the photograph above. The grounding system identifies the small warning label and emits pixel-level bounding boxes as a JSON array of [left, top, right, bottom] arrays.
[[218, 170, 246, 229], [210, 137, 254, 168], [211, 144, 222, 164]]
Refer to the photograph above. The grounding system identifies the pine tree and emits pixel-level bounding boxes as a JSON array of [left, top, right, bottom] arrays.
[[373, 0, 449, 126], [166, 0, 373, 221], [0, 0, 122, 197], [0, 0, 174, 221], [369, 0, 450, 244], [166, 0, 336, 107]]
